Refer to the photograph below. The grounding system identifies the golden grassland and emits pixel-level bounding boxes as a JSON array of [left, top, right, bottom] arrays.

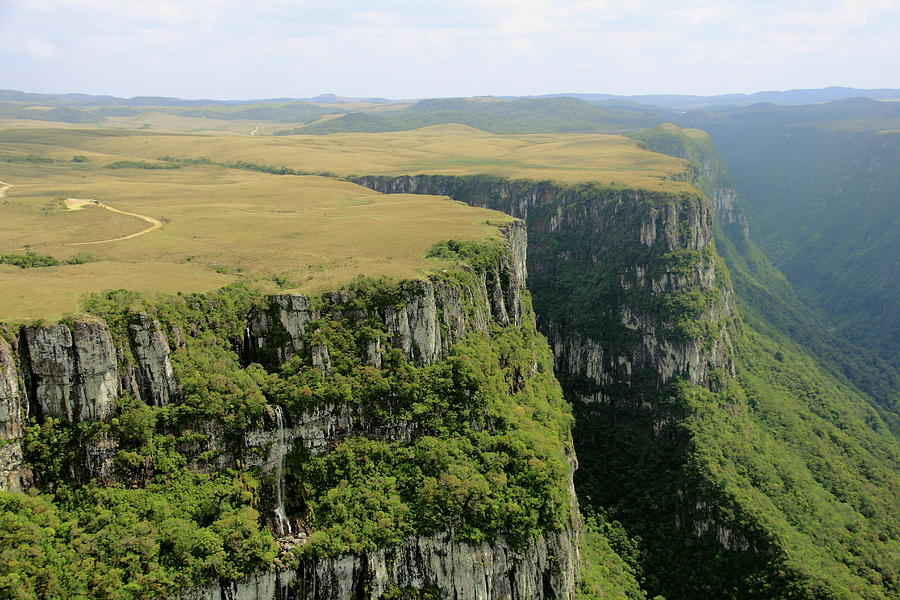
[[0, 158, 511, 321], [0, 123, 694, 191], [0, 122, 696, 320]]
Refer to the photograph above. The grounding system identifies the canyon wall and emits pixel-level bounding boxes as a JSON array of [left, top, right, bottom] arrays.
[[0, 221, 580, 600]]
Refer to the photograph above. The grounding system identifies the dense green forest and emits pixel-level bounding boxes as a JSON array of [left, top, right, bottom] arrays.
[[1, 243, 582, 598], [573, 325, 899, 600], [359, 165, 900, 598], [677, 99, 900, 368]]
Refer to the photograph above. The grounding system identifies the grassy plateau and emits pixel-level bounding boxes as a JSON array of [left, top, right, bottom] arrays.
[[0, 123, 689, 321]]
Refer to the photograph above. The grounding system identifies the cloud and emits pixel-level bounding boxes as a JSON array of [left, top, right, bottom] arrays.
[[0, 0, 897, 97], [22, 38, 61, 60]]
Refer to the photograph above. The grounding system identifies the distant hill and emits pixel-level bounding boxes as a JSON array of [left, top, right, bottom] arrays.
[[3, 87, 899, 128], [0, 91, 344, 124], [300, 93, 394, 104], [532, 86, 900, 110], [276, 97, 676, 135]]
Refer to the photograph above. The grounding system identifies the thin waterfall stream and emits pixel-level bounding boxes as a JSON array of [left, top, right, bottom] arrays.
[[270, 405, 292, 537]]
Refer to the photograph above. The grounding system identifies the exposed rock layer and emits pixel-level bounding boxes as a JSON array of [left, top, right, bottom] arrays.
[[193, 530, 576, 600], [354, 175, 735, 401], [246, 221, 527, 371], [22, 321, 120, 422], [0, 220, 578, 600]]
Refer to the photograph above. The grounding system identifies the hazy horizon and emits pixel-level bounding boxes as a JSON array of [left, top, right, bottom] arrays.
[[1, 0, 897, 100], [4, 85, 900, 104]]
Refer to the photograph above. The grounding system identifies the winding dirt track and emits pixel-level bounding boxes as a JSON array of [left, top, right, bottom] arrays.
[[64, 198, 162, 245], [0, 180, 12, 198]]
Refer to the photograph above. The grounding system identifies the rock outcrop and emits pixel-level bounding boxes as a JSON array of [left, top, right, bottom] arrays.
[[1, 334, 29, 491], [245, 221, 527, 371], [20, 321, 119, 422], [194, 530, 577, 600], [127, 313, 179, 407], [0, 333, 23, 441], [245, 294, 316, 370]]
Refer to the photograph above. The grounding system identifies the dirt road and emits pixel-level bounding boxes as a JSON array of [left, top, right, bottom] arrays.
[[64, 198, 162, 245]]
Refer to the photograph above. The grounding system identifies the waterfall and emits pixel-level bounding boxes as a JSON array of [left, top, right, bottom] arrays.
[[270, 405, 292, 537]]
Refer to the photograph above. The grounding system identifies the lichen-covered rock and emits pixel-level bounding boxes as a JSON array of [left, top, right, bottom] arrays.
[[1, 334, 31, 491], [128, 313, 179, 407], [22, 320, 119, 422], [310, 341, 333, 374], [384, 279, 442, 364]]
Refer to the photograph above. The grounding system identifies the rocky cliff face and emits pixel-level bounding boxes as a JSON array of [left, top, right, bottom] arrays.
[[195, 530, 576, 600], [1, 220, 579, 600], [0, 317, 180, 488], [127, 313, 180, 407], [629, 124, 750, 240], [354, 175, 735, 405], [0, 333, 23, 442], [191, 219, 577, 600], [0, 332, 30, 491], [353, 174, 754, 587], [247, 221, 526, 374], [21, 320, 120, 423]]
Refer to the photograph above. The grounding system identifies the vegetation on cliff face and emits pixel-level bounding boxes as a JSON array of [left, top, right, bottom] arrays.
[[356, 173, 726, 359], [575, 513, 649, 600], [0, 474, 275, 598], [569, 126, 899, 599], [355, 171, 899, 600], [1, 237, 578, 598], [630, 121, 898, 422], [275, 290, 574, 556], [574, 332, 899, 600]]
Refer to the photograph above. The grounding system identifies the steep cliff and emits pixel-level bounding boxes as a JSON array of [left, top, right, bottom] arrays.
[[630, 123, 749, 240], [0, 331, 31, 491], [0, 221, 582, 600], [199, 530, 577, 600], [631, 122, 899, 423], [353, 175, 758, 596], [353, 173, 900, 600], [677, 102, 900, 368], [355, 175, 735, 400]]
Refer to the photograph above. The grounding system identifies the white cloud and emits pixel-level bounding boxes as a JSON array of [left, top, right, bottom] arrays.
[[0, 0, 897, 97], [22, 37, 60, 60]]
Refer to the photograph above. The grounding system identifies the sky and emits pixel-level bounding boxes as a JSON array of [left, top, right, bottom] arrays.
[[0, 0, 898, 100]]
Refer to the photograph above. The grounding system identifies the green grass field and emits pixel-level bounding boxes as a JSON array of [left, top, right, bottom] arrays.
[[0, 122, 693, 320]]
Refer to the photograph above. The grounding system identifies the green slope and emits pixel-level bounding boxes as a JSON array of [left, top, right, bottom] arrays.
[[630, 122, 899, 423], [676, 99, 900, 368]]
